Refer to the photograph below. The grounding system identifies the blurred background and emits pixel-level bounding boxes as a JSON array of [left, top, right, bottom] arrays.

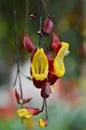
[[0, 0, 86, 130]]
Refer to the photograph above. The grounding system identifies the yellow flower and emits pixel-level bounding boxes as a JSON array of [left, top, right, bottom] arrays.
[[39, 119, 47, 128], [31, 48, 48, 81], [53, 42, 69, 77], [17, 108, 33, 119]]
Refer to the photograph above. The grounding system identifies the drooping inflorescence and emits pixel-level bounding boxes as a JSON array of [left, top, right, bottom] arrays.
[[14, 0, 70, 128]]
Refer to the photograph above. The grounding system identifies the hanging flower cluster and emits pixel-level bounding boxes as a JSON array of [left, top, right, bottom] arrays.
[[15, 0, 69, 128]]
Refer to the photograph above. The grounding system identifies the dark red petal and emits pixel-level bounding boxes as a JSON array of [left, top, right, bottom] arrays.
[[48, 58, 55, 73], [45, 51, 53, 60], [33, 78, 48, 89], [48, 58, 58, 84], [23, 98, 32, 104], [41, 83, 51, 98], [30, 48, 37, 62], [27, 106, 40, 115], [15, 89, 20, 103], [50, 33, 59, 50], [54, 42, 62, 55], [48, 72, 58, 85], [43, 18, 53, 35], [23, 34, 36, 53]]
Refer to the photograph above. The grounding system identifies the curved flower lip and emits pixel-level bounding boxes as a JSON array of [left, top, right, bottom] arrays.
[[31, 48, 48, 81], [33, 78, 48, 88], [17, 108, 33, 119], [53, 42, 69, 77]]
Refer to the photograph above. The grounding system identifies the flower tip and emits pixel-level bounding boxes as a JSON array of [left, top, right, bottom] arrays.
[[39, 119, 47, 128]]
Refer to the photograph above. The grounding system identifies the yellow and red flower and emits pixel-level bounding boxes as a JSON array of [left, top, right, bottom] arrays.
[[17, 107, 40, 119], [31, 48, 49, 88], [47, 33, 69, 85]]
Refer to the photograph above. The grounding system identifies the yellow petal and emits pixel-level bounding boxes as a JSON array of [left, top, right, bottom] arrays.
[[17, 108, 33, 119], [39, 119, 46, 128], [31, 48, 48, 81], [53, 42, 69, 77]]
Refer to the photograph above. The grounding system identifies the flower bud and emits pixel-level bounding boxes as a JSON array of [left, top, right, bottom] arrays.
[[41, 83, 51, 98], [50, 33, 59, 50], [23, 34, 36, 53], [43, 18, 53, 35], [39, 119, 47, 128]]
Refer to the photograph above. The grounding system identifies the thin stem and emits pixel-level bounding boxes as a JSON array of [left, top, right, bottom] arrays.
[[13, 0, 23, 103], [38, 0, 43, 47], [44, 98, 48, 121], [41, 0, 55, 18], [30, 1, 40, 20], [25, 0, 29, 34], [13, 0, 23, 124], [40, 98, 45, 112], [13, 71, 18, 86]]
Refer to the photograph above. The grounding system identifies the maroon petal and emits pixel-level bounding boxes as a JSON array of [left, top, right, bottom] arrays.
[[43, 18, 53, 35], [48, 58, 55, 73], [33, 78, 48, 89], [15, 89, 20, 103], [27, 106, 40, 115], [54, 42, 62, 55], [23, 98, 32, 104], [48, 72, 58, 85], [50, 33, 59, 50], [45, 51, 53, 60], [23, 34, 36, 53]]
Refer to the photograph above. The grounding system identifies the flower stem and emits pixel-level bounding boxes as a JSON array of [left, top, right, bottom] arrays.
[[13, 0, 23, 106], [40, 98, 45, 112], [44, 98, 48, 121]]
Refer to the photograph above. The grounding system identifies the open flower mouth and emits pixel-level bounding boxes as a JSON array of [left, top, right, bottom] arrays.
[[53, 42, 69, 77], [31, 48, 48, 81]]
